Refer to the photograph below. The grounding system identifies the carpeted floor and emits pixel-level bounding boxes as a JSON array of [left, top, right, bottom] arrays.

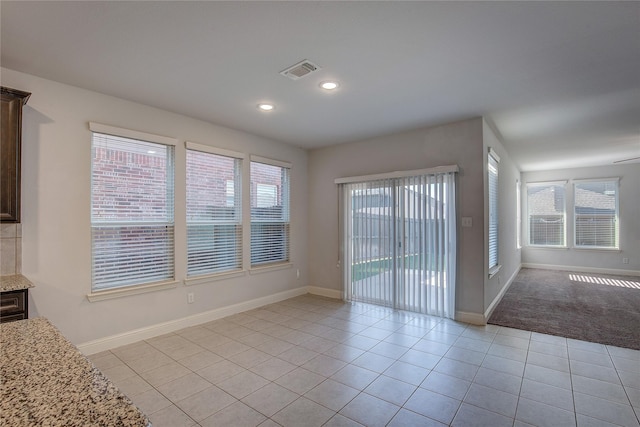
[[488, 268, 640, 350]]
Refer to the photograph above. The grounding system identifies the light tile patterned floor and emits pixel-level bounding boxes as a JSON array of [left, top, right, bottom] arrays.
[[89, 295, 640, 427]]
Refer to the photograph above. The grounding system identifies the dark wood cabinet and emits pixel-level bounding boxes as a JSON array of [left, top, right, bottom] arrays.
[[0, 288, 28, 322], [1, 87, 31, 223]]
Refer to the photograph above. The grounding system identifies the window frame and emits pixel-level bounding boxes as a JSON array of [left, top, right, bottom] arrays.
[[88, 122, 178, 301], [185, 142, 245, 280], [573, 178, 619, 250], [516, 179, 522, 249], [488, 148, 500, 276], [526, 181, 567, 248], [250, 156, 291, 269]]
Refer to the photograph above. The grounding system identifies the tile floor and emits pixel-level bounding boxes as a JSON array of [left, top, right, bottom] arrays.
[[88, 295, 640, 427]]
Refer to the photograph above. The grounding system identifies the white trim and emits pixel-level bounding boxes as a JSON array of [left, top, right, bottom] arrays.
[[185, 141, 245, 159], [334, 165, 459, 184], [522, 263, 640, 277], [89, 122, 177, 146], [571, 247, 621, 253], [78, 287, 308, 355], [484, 265, 521, 321], [488, 147, 501, 163], [307, 286, 342, 300], [87, 280, 178, 302], [250, 155, 292, 169], [249, 262, 293, 275], [184, 270, 247, 286], [526, 180, 568, 187], [572, 177, 620, 184], [526, 245, 569, 250], [455, 311, 486, 326], [488, 264, 502, 279]]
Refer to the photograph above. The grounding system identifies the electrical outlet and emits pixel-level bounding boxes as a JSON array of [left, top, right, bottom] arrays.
[[187, 292, 194, 304], [623, 257, 630, 264], [461, 217, 472, 227]]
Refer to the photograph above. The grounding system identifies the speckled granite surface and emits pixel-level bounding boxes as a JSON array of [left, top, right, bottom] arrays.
[[0, 317, 151, 427], [0, 274, 34, 292]]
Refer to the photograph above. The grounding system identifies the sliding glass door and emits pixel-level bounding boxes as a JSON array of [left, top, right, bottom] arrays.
[[341, 171, 456, 318]]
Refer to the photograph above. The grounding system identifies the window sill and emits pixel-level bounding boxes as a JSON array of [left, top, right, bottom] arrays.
[[87, 280, 178, 302], [184, 269, 246, 286], [488, 264, 502, 279], [526, 245, 569, 250], [572, 246, 621, 253], [249, 262, 293, 275]]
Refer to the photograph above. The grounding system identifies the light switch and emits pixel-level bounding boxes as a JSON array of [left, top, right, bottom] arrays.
[[461, 217, 472, 227]]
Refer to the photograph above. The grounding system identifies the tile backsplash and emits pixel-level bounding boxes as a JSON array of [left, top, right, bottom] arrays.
[[1, 224, 22, 275]]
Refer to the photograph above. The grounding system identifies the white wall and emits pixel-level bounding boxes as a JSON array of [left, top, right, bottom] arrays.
[[2, 68, 309, 345], [308, 118, 487, 317], [521, 163, 640, 274], [483, 121, 522, 313]]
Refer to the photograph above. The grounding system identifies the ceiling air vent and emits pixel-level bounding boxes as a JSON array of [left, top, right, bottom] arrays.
[[280, 60, 321, 80]]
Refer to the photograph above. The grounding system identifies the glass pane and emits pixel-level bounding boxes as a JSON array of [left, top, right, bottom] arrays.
[[187, 151, 240, 222], [92, 133, 173, 222]]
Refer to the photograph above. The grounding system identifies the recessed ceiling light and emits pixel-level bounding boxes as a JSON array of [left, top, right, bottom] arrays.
[[257, 103, 275, 112], [320, 81, 339, 91]]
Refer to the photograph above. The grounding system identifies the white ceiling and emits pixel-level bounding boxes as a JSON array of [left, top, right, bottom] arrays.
[[2, 1, 639, 171]]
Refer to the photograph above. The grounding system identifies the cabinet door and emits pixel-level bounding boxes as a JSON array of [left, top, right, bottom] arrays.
[[1, 88, 30, 223]]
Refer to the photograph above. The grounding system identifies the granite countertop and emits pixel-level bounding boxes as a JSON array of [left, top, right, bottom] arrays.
[[0, 317, 150, 427], [0, 274, 34, 292]]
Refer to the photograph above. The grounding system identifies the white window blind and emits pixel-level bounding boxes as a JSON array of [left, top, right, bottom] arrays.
[[574, 180, 618, 249], [91, 131, 175, 291], [516, 180, 522, 248], [488, 150, 499, 270], [250, 160, 290, 266], [527, 182, 566, 247], [186, 149, 242, 276]]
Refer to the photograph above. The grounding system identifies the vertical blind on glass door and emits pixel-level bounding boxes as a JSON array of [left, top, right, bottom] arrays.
[[338, 166, 458, 318]]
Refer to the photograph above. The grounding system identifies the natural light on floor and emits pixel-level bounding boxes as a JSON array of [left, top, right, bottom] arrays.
[[569, 273, 640, 290]]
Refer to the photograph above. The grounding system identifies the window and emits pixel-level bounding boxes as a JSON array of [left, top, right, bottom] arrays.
[[516, 179, 522, 248], [527, 182, 566, 247], [574, 180, 619, 249], [488, 149, 500, 272], [90, 124, 175, 291], [250, 158, 290, 266], [186, 143, 242, 277]]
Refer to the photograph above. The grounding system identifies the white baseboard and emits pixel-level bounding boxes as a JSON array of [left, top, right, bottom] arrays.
[[484, 265, 521, 321], [307, 286, 342, 300], [78, 287, 309, 355], [521, 263, 640, 277], [455, 311, 486, 326]]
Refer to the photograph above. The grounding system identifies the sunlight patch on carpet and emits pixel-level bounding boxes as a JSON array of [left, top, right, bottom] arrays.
[[569, 274, 640, 290]]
